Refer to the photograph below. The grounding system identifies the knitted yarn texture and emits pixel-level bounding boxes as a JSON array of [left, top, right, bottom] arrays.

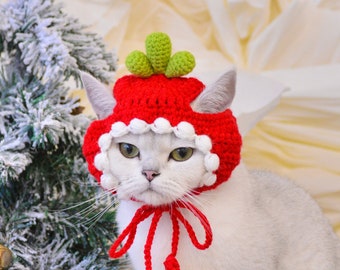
[[82, 32, 242, 270], [125, 32, 195, 78], [108, 202, 212, 270], [83, 74, 242, 194]]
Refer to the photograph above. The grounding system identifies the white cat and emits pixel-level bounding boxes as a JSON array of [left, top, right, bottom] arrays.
[[81, 70, 340, 270]]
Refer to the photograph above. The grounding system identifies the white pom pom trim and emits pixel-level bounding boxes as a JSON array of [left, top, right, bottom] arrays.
[[100, 173, 118, 191], [195, 135, 212, 154], [94, 152, 110, 172], [174, 121, 196, 140], [94, 117, 220, 186], [110, 122, 128, 137], [151, 117, 172, 134], [129, 118, 150, 134], [98, 133, 112, 151], [203, 173, 217, 186], [204, 153, 220, 172]]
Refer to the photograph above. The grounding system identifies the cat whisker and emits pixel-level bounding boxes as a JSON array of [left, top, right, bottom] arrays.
[[185, 192, 205, 208], [184, 193, 227, 242], [71, 204, 118, 241], [70, 203, 100, 221], [57, 186, 117, 213], [53, 187, 119, 239], [154, 181, 188, 205], [120, 182, 146, 201], [54, 196, 98, 212], [74, 195, 119, 236], [101, 186, 118, 196], [80, 198, 118, 230], [177, 197, 213, 239], [189, 190, 215, 208]]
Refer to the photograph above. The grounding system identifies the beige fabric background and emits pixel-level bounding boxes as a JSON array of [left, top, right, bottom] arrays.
[[59, 0, 340, 236]]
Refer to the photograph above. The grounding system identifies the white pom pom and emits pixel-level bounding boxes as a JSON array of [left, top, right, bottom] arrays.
[[203, 173, 217, 186], [110, 122, 128, 137], [204, 153, 220, 172], [174, 121, 195, 140], [129, 118, 150, 134], [151, 117, 173, 134], [94, 153, 109, 172], [195, 135, 212, 153], [100, 173, 118, 191], [98, 133, 112, 151]]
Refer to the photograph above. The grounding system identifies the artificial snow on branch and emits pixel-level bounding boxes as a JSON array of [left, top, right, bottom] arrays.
[[0, 0, 121, 268]]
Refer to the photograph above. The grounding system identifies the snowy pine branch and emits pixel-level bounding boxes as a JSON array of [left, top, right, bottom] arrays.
[[0, 0, 119, 268], [0, 0, 116, 183], [0, 0, 116, 84]]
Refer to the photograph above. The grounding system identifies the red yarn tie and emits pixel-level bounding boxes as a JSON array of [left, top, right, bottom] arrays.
[[109, 202, 213, 270]]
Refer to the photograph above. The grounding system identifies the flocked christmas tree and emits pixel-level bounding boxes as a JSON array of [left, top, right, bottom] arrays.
[[0, 0, 121, 268]]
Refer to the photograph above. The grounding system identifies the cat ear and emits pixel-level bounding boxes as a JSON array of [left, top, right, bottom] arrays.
[[80, 72, 116, 119], [191, 69, 236, 113]]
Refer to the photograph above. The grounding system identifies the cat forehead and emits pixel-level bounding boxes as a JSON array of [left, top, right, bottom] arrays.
[[113, 132, 196, 149], [106, 118, 213, 153], [94, 117, 220, 187]]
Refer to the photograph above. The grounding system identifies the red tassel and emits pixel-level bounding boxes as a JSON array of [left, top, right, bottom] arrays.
[[164, 254, 180, 270]]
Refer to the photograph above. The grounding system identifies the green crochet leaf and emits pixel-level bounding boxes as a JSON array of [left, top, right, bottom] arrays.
[[125, 32, 196, 78], [125, 50, 153, 78], [145, 32, 171, 74], [165, 51, 195, 78]]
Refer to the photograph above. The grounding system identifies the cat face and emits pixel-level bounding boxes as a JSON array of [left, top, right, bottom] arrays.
[[104, 132, 207, 206]]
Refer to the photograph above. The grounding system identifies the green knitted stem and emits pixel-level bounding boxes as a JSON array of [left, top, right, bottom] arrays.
[[125, 32, 196, 78], [145, 32, 171, 74]]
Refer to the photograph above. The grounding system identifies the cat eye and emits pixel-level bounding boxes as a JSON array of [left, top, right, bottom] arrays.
[[169, 147, 193, 161], [119, 143, 140, 158]]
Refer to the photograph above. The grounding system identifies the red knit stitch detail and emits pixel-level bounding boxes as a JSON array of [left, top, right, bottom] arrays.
[[83, 74, 242, 194], [173, 205, 212, 249], [108, 205, 155, 258], [144, 209, 163, 270], [170, 209, 180, 257], [108, 202, 212, 270]]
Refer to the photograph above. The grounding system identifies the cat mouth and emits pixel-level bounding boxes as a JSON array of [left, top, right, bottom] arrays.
[[142, 186, 160, 195], [136, 186, 176, 206]]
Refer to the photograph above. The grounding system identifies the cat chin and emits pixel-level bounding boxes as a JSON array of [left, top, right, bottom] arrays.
[[133, 190, 179, 206]]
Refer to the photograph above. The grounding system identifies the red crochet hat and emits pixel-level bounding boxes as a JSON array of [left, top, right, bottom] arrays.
[[82, 32, 242, 194]]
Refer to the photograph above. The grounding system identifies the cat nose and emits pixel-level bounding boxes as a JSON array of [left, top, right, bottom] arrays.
[[142, 170, 160, 182]]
